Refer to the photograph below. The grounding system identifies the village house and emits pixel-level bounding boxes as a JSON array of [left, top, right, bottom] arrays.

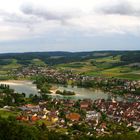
[[80, 101, 91, 110], [66, 113, 81, 121], [19, 104, 41, 112]]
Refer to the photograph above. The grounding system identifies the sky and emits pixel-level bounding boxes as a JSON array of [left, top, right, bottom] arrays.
[[0, 0, 140, 53]]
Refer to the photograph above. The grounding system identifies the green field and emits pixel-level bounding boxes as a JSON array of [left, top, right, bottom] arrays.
[[56, 55, 140, 80], [0, 109, 20, 118], [0, 58, 46, 78], [31, 59, 46, 66]]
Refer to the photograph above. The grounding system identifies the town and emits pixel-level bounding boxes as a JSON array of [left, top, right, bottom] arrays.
[[16, 97, 140, 136], [0, 66, 140, 139]]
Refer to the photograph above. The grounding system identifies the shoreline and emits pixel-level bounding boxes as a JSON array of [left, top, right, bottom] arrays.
[[0, 80, 33, 85]]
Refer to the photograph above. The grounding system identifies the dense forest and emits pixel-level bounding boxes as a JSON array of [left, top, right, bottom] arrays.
[[121, 51, 140, 63]]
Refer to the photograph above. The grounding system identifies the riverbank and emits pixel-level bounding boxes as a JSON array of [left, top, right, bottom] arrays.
[[0, 80, 32, 85], [0, 80, 38, 97]]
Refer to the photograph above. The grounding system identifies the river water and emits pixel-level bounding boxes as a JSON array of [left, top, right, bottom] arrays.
[[0, 80, 123, 101], [0, 80, 38, 97]]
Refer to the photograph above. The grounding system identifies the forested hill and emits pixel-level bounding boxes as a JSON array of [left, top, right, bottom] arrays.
[[0, 51, 140, 66], [121, 51, 140, 63]]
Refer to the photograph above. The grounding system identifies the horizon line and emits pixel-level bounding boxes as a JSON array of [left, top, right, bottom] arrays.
[[0, 49, 140, 54]]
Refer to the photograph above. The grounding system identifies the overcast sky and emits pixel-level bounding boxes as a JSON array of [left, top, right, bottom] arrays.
[[0, 0, 140, 53]]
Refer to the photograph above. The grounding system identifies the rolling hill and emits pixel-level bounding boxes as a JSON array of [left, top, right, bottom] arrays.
[[0, 51, 140, 80]]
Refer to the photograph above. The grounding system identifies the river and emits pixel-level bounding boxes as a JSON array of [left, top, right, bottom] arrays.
[[0, 80, 38, 97], [0, 80, 123, 101]]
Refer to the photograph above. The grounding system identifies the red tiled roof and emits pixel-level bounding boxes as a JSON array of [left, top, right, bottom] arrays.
[[66, 113, 80, 121]]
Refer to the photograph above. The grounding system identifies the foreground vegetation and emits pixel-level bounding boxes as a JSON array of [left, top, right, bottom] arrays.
[[56, 90, 76, 96], [0, 116, 139, 140]]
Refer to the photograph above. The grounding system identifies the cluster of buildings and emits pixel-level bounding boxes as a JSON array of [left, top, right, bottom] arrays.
[[14, 66, 75, 84], [16, 97, 140, 135], [94, 99, 140, 132]]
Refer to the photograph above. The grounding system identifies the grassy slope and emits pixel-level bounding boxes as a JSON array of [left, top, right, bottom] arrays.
[[56, 55, 140, 80], [0, 109, 20, 118], [0, 59, 21, 78], [31, 59, 46, 66], [0, 59, 46, 75], [0, 59, 21, 70]]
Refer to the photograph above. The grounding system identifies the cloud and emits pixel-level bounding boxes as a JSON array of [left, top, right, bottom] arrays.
[[0, 0, 140, 52], [98, 1, 140, 16], [0, 0, 140, 42], [20, 4, 81, 21], [0, 9, 40, 28]]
